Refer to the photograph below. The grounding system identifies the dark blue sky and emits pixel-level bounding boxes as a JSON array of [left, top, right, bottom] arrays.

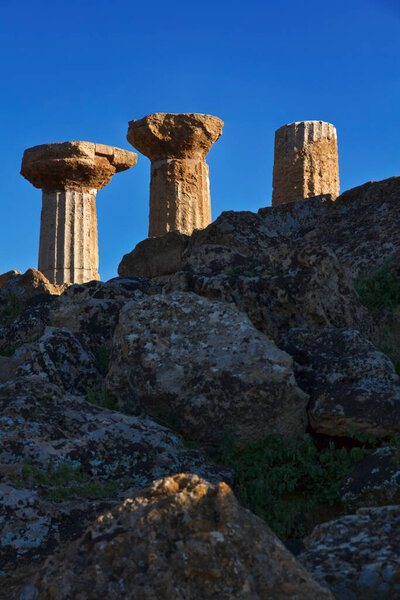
[[1, 0, 399, 280]]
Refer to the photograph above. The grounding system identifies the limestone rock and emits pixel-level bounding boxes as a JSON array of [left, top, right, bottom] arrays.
[[0, 268, 64, 300], [167, 225, 374, 344], [0, 270, 21, 290], [281, 328, 400, 437], [21, 141, 137, 192], [106, 291, 308, 444], [0, 376, 223, 577], [260, 176, 400, 278], [50, 277, 162, 354], [118, 231, 190, 279], [34, 473, 334, 600], [339, 447, 400, 511], [298, 506, 400, 599], [272, 121, 340, 206], [127, 113, 223, 237]]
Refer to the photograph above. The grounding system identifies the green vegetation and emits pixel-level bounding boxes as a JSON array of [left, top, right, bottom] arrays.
[[223, 266, 236, 276], [355, 261, 400, 312], [213, 433, 368, 540], [21, 460, 120, 501], [96, 344, 111, 375], [87, 385, 119, 411], [0, 345, 15, 357]]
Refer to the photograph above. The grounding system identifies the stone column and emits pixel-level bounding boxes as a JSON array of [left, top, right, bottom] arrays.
[[127, 113, 223, 237], [272, 121, 340, 207], [21, 141, 137, 284]]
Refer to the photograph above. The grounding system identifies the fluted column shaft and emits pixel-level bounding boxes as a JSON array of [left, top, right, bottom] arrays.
[[272, 121, 340, 207], [21, 141, 137, 285], [39, 190, 99, 284]]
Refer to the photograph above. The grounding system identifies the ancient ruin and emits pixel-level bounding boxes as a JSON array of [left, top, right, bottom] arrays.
[[272, 121, 340, 206], [127, 112, 223, 237], [21, 141, 137, 284]]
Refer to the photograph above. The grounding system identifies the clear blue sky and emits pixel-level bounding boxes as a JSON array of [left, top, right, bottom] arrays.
[[0, 0, 399, 281]]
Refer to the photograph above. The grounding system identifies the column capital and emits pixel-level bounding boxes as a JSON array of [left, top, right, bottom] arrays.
[[127, 113, 223, 161], [20, 141, 137, 192]]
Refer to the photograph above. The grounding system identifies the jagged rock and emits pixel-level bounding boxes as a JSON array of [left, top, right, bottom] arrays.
[[0, 375, 224, 577], [106, 291, 308, 444], [14, 326, 102, 397], [118, 231, 190, 279], [0, 294, 54, 355], [50, 277, 161, 353], [340, 447, 400, 511], [0, 270, 21, 290], [0, 268, 65, 302], [260, 176, 400, 278], [298, 505, 400, 599], [168, 236, 374, 344], [33, 473, 334, 600], [281, 328, 400, 437]]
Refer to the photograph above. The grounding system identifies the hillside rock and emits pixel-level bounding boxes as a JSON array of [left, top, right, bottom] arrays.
[[281, 328, 400, 437], [259, 176, 400, 277], [0, 375, 224, 577], [168, 239, 374, 343], [33, 473, 334, 600], [118, 231, 190, 279], [0, 268, 65, 300], [50, 277, 161, 353], [339, 447, 400, 511], [106, 291, 308, 444], [298, 505, 400, 599]]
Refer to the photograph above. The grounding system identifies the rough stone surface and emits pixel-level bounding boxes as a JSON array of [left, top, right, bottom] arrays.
[[21, 141, 137, 285], [272, 121, 340, 207], [118, 231, 190, 279], [0, 270, 21, 290], [281, 328, 400, 437], [261, 176, 400, 278], [50, 277, 162, 354], [127, 113, 223, 237], [33, 474, 334, 600], [166, 212, 374, 344], [298, 505, 400, 599], [106, 291, 308, 444], [0, 376, 224, 581], [339, 447, 400, 512]]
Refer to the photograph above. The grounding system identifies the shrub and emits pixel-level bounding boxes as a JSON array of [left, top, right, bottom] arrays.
[[355, 261, 400, 312]]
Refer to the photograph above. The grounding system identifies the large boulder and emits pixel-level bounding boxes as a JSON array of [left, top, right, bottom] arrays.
[[106, 291, 308, 444], [259, 176, 400, 278], [281, 328, 400, 437], [298, 505, 400, 599], [118, 231, 190, 279], [168, 240, 374, 344], [33, 473, 334, 600], [0, 375, 224, 580], [50, 277, 162, 353]]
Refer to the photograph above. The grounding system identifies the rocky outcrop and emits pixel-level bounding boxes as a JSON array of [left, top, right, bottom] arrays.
[[106, 291, 308, 444], [0, 376, 224, 579], [299, 505, 400, 599], [21, 141, 137, 284], [33, 474, 334, 600], [281, 328, 400, 437], [340, 447, 400, 511], [118, 231, 190, 279], [260, 176, 400, 278], [127, 113, 223, 237], [272, 121, 340, 206]]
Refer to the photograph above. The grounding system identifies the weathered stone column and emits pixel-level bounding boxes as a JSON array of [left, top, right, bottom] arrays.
[[21, 141, 137, 284], [127, 113, 223, 237], [272, 121, 340, 207]]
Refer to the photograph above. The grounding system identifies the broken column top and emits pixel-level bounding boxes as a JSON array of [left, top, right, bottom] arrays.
[[127, 113, 224, 160], [21, 141, 137, 192], [275, 121, 337, 153]]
